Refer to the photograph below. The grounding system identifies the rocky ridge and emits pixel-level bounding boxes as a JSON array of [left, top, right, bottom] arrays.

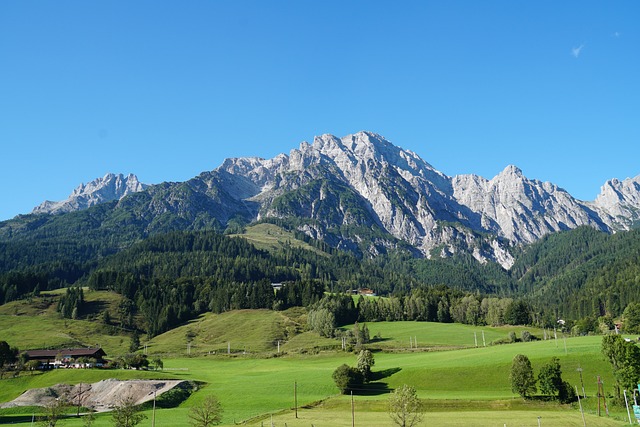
[[33, 173, 147, 215], [29, 132, 640, 268]]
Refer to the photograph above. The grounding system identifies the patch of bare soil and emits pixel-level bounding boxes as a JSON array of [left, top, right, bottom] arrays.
[[1, 379, 186, 412]]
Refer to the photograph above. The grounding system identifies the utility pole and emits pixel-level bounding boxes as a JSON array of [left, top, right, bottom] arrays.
[[624, 390, 632, 424], [575, 386, 586, 427], [351, 390, 355, 427], [76, 382, 82, 417], [294, 381, 298, 419], [597, 376, 601, 416], [152, 390, 156, 427], [596, 375, 609, 416], [577, 365, 585, 398]]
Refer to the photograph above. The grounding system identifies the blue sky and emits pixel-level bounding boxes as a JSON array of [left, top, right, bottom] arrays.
[[1, 1, 639, 221]]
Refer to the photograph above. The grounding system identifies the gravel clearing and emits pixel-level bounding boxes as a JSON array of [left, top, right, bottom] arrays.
[[1, 379, 186, 412]]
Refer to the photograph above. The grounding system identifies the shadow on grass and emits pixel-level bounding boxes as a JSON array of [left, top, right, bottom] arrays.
[[83, 300, 108, 317], [369, 337, 392, 343], [356, 381, 392, 395], [0, 415, 34, 424], [352, 367, 402, 396], [370, 367, 402, 381]]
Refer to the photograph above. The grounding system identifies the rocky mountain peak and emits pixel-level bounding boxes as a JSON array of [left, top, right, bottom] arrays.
[[593, 175, 640, 229], [498, 165, 524, 177], [32, 173, 148, 215]]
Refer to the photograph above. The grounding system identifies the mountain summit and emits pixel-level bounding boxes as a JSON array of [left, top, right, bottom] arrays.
[[26, 132, 640, 268], [32, 173, 147, 215]]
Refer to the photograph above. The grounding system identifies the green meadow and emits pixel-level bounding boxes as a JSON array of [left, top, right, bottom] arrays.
[[0, 306, 634, 426]]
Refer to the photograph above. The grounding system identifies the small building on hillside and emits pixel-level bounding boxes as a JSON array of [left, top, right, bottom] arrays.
[[24, 347, 107, 369], [358, 288, 377, 297]]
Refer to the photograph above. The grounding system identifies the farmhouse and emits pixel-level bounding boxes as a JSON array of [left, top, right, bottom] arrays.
[[24, 347, 107, 369]]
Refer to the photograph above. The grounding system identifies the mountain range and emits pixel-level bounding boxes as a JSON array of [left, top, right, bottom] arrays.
[[22, 131, 640, 268]]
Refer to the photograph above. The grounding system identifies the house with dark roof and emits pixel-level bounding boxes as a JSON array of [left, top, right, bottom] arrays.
[[24, 347, 107, 368]]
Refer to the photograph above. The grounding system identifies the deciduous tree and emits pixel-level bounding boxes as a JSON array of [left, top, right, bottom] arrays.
[[332, 364, 363, 394], [602, 334, 640, 398], [510, 354, 536, 398], [39, 398, 68, 427], [188, 395, 223, 427], [538, 357, 562, 399], [388, 384, 423, 427], [356, 349, 375, 382], [111, 394, 146, 427]]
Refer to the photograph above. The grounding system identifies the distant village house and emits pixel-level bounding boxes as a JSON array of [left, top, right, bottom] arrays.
[[23, 347, 107, 369]]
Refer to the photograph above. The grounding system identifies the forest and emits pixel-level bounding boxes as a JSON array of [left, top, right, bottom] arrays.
[[2, 212, 640, 338]]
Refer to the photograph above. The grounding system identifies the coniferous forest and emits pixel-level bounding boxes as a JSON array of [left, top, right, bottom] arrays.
[[2, 202, 640, 338]]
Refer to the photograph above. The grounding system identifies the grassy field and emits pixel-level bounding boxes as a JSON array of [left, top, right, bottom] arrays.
[[231, 223, 328, 255], [344, 320, 548, 350], [0, 307, 634, 427]]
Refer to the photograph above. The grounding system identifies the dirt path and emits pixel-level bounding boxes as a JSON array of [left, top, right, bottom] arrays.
[[1, 379, 186, 412]]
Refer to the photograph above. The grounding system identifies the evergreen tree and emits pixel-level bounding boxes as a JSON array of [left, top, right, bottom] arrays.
[[623, 302, 640, 333]]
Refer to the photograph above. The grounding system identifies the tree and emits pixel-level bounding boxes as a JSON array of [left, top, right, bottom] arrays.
[[388, 384, 423, 427], [623, 302, 640, 334], [39, 398, 68, 427], [504, 300, 531, 325], [602, 334, 640, 398], [129, 331, 140, 353], [152, 357, 164, 371], [24, 359, 41, 372], [111, 394, 146, 427], [361, 323, 370, 344], [356, 349, 375, 382], [510, 354, 536, 398], [332, 364, 364, 394], [538, 357, 563, 399], [188, 395, 223, 427], [0, 340, 17, 368], [83, 411, 96, 427], [308, 308, 336, 338], [123, 353, 149, 370]]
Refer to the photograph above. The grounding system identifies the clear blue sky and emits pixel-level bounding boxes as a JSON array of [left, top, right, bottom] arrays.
[[1, 1, 639, 221]]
